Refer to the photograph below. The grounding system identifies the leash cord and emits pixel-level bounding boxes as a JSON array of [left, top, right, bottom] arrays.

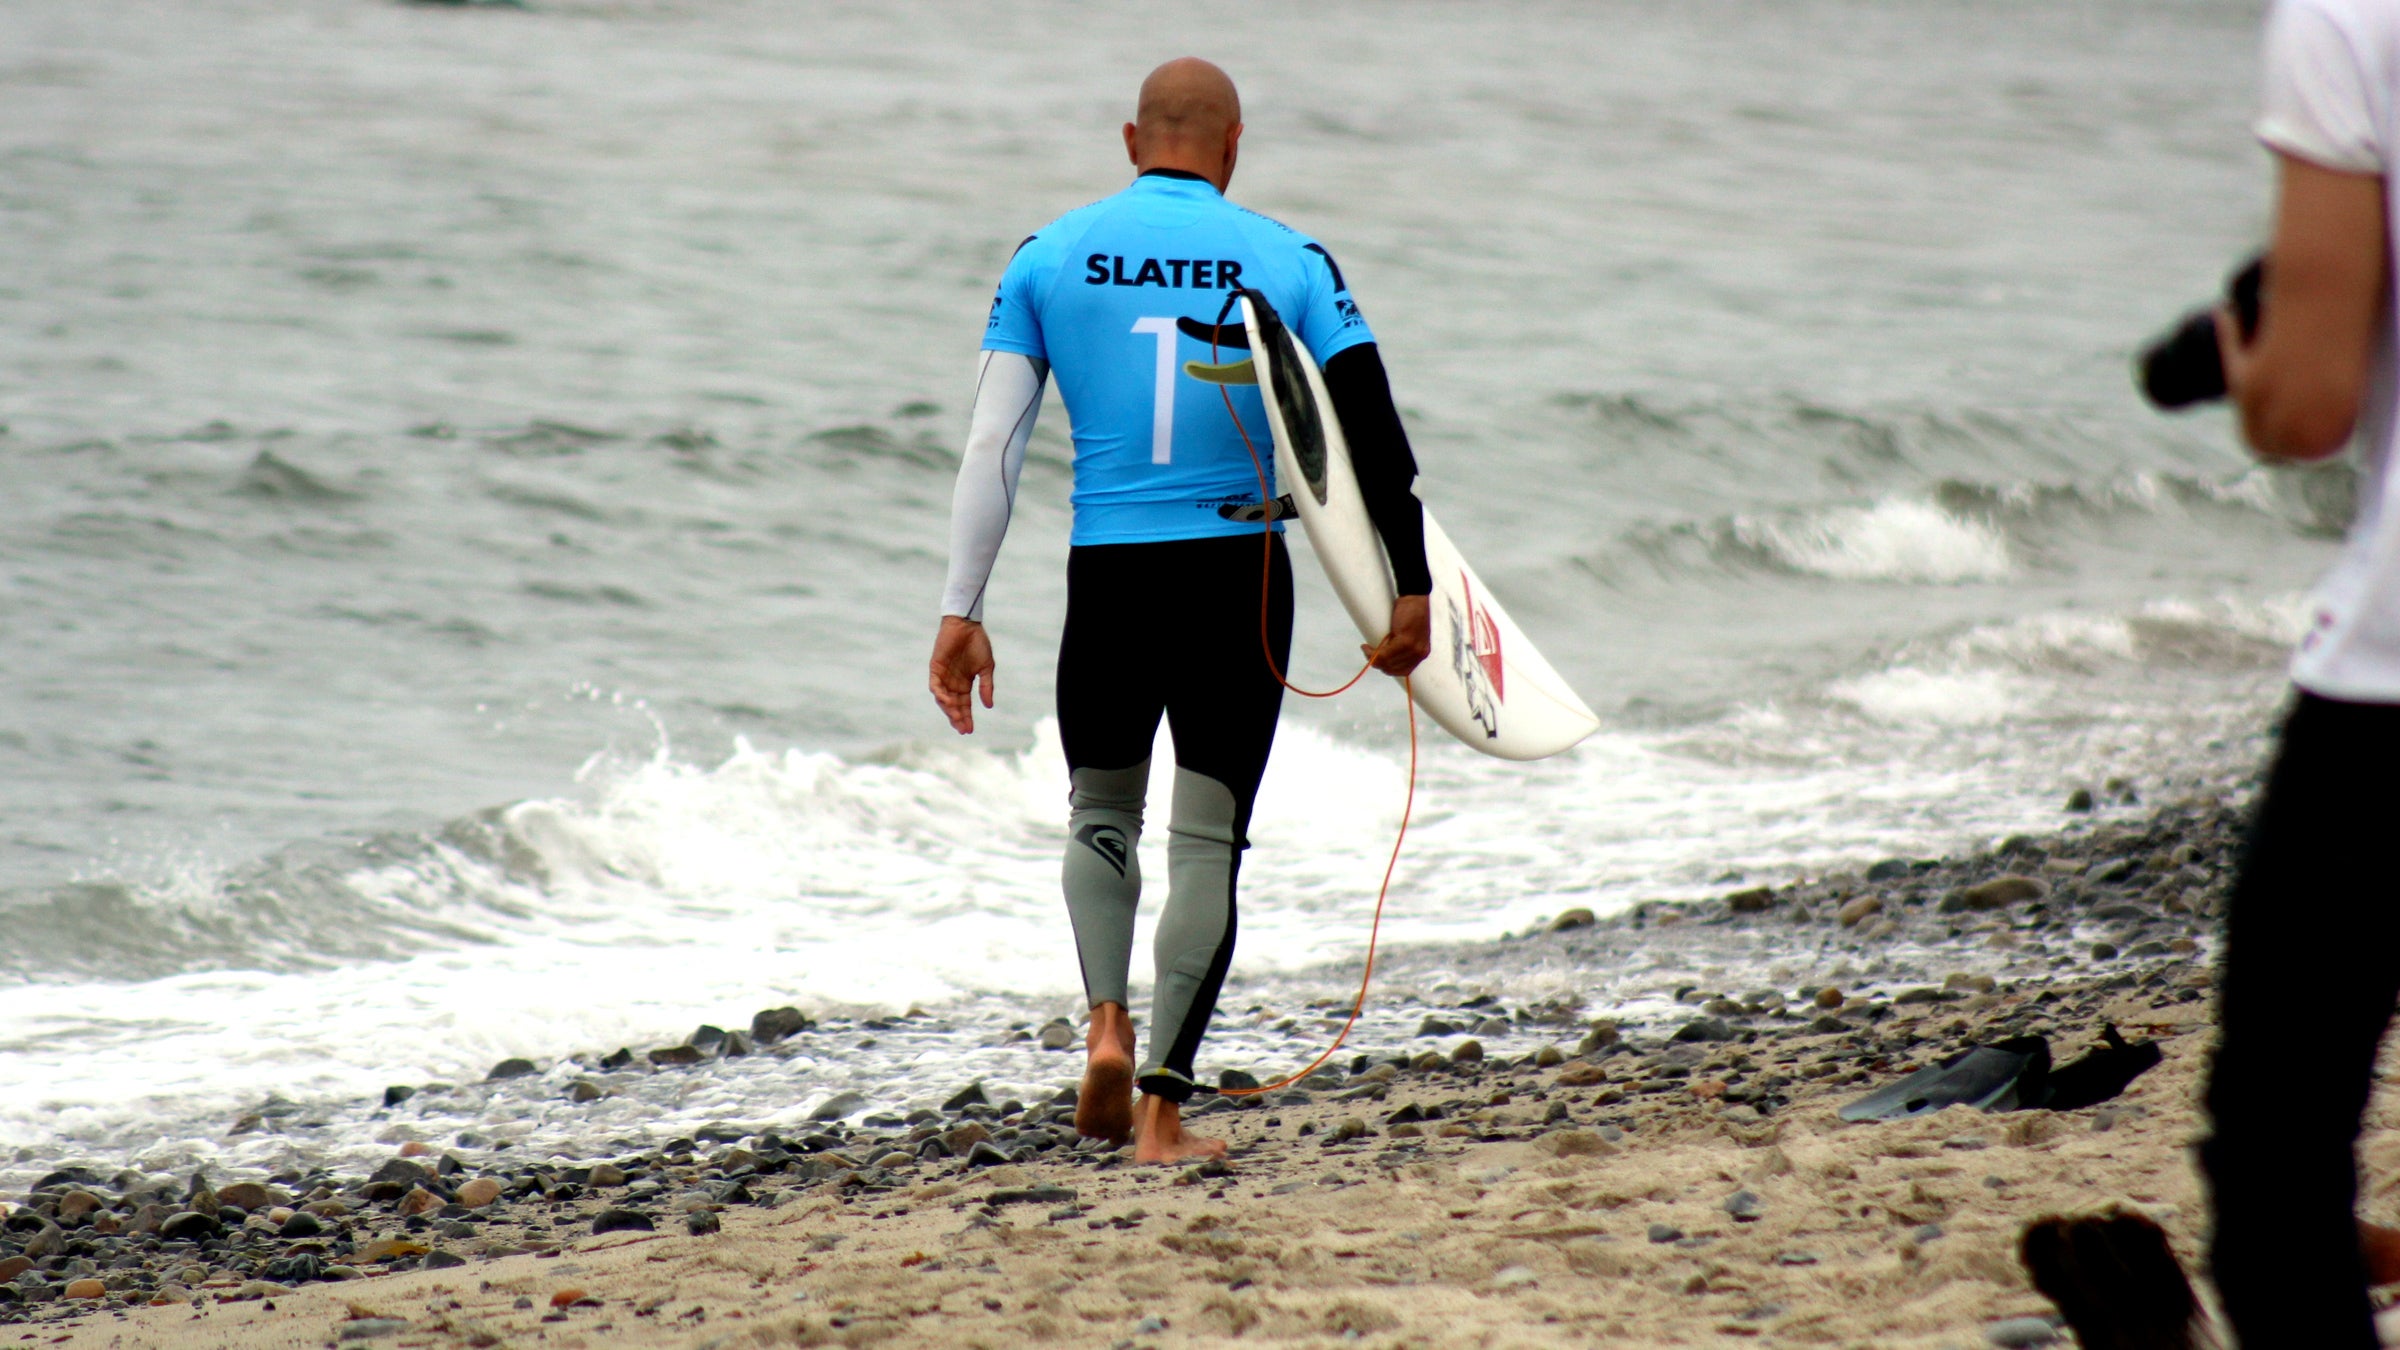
[[1204, 299, 1415, 1098]]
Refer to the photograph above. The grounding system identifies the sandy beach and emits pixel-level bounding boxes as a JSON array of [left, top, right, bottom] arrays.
[[21, 972, 2220, 1350], [9, 797, 2335, 1348]]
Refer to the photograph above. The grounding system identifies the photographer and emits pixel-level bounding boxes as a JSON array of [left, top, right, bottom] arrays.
[[2199, 0, 2397, 1344]]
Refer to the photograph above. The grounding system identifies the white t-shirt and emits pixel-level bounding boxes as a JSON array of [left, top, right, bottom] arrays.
[[2260, 0, 2400, 701]]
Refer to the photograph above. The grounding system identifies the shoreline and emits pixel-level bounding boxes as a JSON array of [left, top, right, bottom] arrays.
[[7, 794, 2253, 1344]]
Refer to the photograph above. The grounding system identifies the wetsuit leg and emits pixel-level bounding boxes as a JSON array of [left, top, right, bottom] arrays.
[[1064, 761, 1147, 1007], [1137, 534, 1293, 1101], [1056, 546, 1167, 1011]]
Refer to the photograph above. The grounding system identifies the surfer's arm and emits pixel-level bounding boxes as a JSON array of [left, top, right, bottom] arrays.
[[1323, 343, 1434, 597], [939, 350, 1050, 622]]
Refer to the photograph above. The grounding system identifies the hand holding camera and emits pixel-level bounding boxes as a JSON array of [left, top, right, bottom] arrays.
[[2138, 255, 2265, 409]]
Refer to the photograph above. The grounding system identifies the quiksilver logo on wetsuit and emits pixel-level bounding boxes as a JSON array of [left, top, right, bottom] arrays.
[[1084, 255, 1247, 289], [1075, 823, 1131, 877]]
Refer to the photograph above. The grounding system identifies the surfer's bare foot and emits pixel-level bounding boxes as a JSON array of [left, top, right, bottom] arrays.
[[1076, 1002, 1136, 1145], [1132, 1093, 1228, 1165]]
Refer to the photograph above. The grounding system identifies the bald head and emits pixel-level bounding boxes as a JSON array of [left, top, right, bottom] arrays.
[[1123, 58, 1243, 191]]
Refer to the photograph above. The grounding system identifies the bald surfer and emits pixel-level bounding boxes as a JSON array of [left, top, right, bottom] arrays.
[[929, 57, 1432, 1163]]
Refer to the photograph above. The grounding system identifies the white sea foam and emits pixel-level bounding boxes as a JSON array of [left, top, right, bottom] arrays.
[[1827, 668, 2029, 726], [1736, 498, 2013, 584], [0, 667, 2270, 1162]]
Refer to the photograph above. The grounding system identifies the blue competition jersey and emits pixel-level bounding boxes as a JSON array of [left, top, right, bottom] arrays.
[[983, 172, 1376, 546]]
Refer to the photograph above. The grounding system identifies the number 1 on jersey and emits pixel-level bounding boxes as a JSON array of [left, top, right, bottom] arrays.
[[1131, 316, 1177, 464]]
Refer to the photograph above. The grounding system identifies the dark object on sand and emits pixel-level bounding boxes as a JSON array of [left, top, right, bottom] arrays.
[[1839, 1037, 2051, 1122], [1839, 1027, 2159, 1122], [2045, 1025, 2163, 1112], [2021, 1209, 2203, 1350]]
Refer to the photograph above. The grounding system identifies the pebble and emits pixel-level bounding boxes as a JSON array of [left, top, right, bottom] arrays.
[[339, 1320, 410, 1341], [62, 1279, 105, 1300], [1450, 1040, 1485, 1064], [1986, 1316, 2062, 1347], [1948, 875, 2049, 912], [1037, 1022, 1077, 1051], [1673, 1018, 1735, 1043], [810, 1091, 867, 1122], [1837, 896, 1883, 928], [587, 1163, 628, 1188], [1724, 886, 1775, 913], [751, 1006, 810, 1044], [486, 1057, 539, 1081], [1549, 908, 1596, 931], [396, 1187, 443, 1218], [1491, 1265, 1540, 1289], [279, 1211, 324, 1238], [1724, 1190, 1765, 1222], [217, 1182, 280, 1211], [159, 1212, 220, 1242], [1647, 1224, 1684, 1244], [1814, 986, 1846, 1009], [591, 1209, 655, 1235], [687, 1210, 722, 1235], [454, 1178, 503, 1208]]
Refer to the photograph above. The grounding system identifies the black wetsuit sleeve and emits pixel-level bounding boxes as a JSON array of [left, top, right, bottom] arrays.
[[1323, 342, 1433, 597]]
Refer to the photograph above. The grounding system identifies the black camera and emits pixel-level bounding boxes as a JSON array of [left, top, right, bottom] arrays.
[[2138, 255, 2265, 409]]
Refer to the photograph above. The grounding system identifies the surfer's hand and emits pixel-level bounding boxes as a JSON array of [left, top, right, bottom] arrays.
[[1364, 594, 1431, 677], [930, 617, 996, 735]]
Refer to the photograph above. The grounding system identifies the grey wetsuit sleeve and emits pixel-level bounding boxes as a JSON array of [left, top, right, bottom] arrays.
[[939, 350, 1050, 622]]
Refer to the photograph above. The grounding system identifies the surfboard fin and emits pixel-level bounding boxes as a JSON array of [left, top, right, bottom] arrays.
[[1216, 494, 1295, 523], [1183, 357, 1258, 385]]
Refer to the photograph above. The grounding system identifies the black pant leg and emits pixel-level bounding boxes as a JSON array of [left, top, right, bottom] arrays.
[[2203, 692, 2400, 1350]]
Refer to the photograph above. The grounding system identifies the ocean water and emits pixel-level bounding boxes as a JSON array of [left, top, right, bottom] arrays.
[[0, 0, 2326, 1175]]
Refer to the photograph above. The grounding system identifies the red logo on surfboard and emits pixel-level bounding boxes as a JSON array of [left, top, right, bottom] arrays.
[[1447, 572, 1505, 740], [1461, 574, 1504, 703]]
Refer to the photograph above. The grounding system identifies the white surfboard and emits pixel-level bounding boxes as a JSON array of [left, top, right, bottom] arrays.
[[1222, 294, 1601, 761]]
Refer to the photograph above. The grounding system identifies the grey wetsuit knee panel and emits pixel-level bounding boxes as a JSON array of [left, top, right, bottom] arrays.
[[1139, 767, 1243, 1101], [1063, 761, 1149, 1008]]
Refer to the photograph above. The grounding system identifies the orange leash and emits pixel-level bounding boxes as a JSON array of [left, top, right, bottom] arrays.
[[1205, 317, 1416, 1098], [1217, 682, 1413, 1098]]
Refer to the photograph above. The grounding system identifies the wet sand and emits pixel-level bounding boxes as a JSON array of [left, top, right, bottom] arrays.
[[24, 967, 2239, 1348], [12, 795, 2363, 1347]]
